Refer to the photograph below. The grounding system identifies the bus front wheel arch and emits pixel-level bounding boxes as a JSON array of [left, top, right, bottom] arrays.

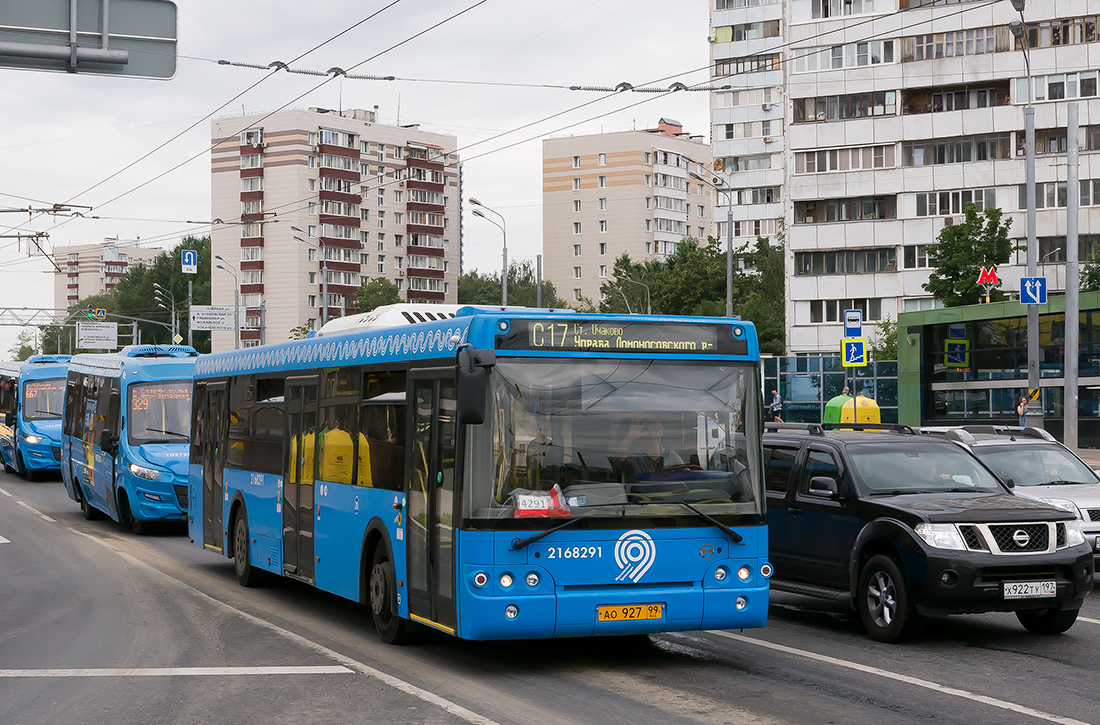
[[118, 489, 149, 535], [368, 543, 407, 645]]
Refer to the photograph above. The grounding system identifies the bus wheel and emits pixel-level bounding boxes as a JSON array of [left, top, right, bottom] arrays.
[[120, 492, 149, 535], [19, 454, 37, 481], [78, 484, 103, 521], [369, 546, 407, 644], [3, 456, 15, 474], [233, 512, 266, 588]]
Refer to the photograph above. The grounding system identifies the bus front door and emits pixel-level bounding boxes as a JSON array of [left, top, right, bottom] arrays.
[[202, 383, 227, 551], [283, 378, 318, 583], [406, 377, 458, 633]]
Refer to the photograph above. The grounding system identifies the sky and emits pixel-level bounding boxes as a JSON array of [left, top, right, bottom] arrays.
[[0, 0, 713, 357]]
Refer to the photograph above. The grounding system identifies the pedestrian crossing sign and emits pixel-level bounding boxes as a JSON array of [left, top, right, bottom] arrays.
[[842, 337, 868, 367], [944, 339, 970, 368]]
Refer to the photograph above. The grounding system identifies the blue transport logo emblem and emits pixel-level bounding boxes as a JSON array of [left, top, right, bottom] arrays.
[[614, 530, 656, 583]]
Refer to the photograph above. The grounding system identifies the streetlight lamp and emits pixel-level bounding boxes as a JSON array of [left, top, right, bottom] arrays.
[[621, 276, 652, 315], [1010, 2, 1042, 427], [153, 283, 177, 342], [214, 256, 240, 350], [687, 168, 735, 318], [292, 226, 329, 326], [469, 198, 508, 306]]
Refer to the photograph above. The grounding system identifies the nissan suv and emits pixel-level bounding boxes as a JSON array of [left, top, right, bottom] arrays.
[[763, 423, 1094, 643], [922, 425, 1100, 565]]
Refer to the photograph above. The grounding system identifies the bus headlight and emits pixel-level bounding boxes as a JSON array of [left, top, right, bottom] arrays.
[[737, 566, 752, 581], [129, 463, 162, 480], [22, 434, 42, 444]]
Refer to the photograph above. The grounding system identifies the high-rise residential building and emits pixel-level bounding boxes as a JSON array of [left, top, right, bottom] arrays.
[[210, 107, 461, 350], [53, 240, 162, 310], [712, 0, 1098, 354], [542, 120, 713, 305]]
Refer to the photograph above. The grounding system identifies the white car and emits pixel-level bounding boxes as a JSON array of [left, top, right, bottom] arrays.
[[922, 426, 1100, 563]]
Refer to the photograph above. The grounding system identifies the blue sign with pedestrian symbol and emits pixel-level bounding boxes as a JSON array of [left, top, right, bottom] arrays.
[[1020, 277, 1047, 305], [945, 339, 970, 368], [842, 337, 867, 368]]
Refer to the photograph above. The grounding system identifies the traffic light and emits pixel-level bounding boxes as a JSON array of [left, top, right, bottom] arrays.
[[86, 308, 96, 319]]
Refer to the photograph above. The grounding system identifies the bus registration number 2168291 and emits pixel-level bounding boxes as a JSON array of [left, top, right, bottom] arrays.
[[545, 546, 602, 559], [597, 604, 664, 622]]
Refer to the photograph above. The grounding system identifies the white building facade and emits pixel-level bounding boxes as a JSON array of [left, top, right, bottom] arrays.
[[712, 0, 1100, 353], [53, 240, 161, 310]]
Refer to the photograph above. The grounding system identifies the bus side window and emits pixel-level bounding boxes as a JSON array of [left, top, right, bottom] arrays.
[[318, 403, 356, 485], [191, 383, 207, 465], [250, 376, 285, 476], [227, 376, 251, 470], [107, 380, 121, 440], [360, 371, 406, 490]]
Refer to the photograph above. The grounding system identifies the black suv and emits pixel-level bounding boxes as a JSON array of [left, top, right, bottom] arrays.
[[763, 423, 1095, 643]]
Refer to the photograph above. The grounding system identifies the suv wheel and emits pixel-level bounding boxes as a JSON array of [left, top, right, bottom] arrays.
[[858, 554, 919, 643], [1016, 607, 1079, 635]]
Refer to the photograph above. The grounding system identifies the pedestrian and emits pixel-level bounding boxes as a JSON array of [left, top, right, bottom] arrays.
[[1017, 395, 1028, 427], [771, 389, 784, 423], [842, 385, 850, 396]]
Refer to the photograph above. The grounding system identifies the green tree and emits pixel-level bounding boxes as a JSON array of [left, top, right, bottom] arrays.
[[287, 323, 312, 340], [738, 231, 786, 355], [353, 277, 402, 313], [7, 329, 36, 361], [457, 260, 569, 308], [871, 315, 898, 361], [923, 204, 1014, 306], [1082, 252, 1100, 292]]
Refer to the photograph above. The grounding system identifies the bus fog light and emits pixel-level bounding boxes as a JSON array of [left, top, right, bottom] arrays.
[[142, 492, 161, 501], [714, 566, 728, 581], [525, 572, 539, 587], [500, 573, 514, 588], [736, 596, 748, 611], [505, 604, 519, 619], [472, 572, 488, 588], [737, 566, 751, 581], [760, 563, 773, 578]]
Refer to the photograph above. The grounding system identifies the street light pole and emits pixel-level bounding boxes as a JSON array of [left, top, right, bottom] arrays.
[[470, 198, 508, 306], [621, 276, 652, 315], [215, 258, 240, 350], [1011, 2, 1043, 427], [293, 227, 328, 327], [1066, 101, 1081, 448], [153, 283, 176, 342], [688, 169, 735, 318]]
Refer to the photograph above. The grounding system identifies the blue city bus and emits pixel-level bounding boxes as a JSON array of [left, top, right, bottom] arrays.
[[61, 346, 199, 532], [188, 305, 769, 642], [0, 355, 72, 480]]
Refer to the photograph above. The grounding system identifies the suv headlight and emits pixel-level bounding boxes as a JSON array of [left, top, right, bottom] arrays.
[[1065, 520, 1087, 547], [914, 523, 966, 550], [22, 433, 42, 444], [129, 462, 162, 480], [1038, 498, 1083, 519]]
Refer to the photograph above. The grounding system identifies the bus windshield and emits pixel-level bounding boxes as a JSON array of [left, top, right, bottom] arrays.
[[464, 359, 763, 524], [128, 380, 192, 446], [22, 378, 65, 420]]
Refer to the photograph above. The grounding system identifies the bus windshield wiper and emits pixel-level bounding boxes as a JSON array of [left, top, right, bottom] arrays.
[[669, 500, 743, 543], [510, 515, 589, 551], [142, 427, 187, 439]]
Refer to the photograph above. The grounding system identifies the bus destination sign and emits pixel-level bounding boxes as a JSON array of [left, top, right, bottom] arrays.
[[497, 320, 748, 355]]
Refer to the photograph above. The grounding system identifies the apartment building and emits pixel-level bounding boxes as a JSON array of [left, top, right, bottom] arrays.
[[712, 0, 1100, 353], [209, 107, 461, 350], [542, 120, 713, 305], [53, 240, 162, 310]]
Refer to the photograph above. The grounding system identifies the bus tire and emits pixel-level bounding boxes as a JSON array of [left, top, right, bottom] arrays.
[[119, 491, 149, 535], [78, 484, 103, 521], [233, 511, 266, 588], [369, 545, 407, 644], [19, 453, 36, 481]]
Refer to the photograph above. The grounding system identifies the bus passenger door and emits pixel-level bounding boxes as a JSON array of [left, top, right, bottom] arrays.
[[202, 383, 227, 551], [406, 377, 458, 632], [283, 377, 318, 582]]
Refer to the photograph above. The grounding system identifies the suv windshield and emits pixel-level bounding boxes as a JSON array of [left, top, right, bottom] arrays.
[[971, 444, 1099, 486], [22, 378, 64, 421], [464, 359, 763, 524], [128, 381, 192, 446], [847, 442, 1004, 494]]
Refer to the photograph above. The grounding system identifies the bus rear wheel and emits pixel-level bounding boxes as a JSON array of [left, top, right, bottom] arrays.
[[369, 546, 407, 644], [233, 512, 266, 588]]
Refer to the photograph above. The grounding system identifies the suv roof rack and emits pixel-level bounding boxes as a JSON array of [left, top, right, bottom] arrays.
[[820, 423, 918, 435], [958, 425, 1056, 442], [764, 422, 824, 436]]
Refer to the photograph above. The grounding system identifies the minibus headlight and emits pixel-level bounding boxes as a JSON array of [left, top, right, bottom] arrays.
[[22, 434, 42, 444], [129, 463, 162, 480]]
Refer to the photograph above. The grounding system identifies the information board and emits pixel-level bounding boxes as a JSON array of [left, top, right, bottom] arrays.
[[495, 320, 749, 356], [190, 305, 241, 331], [77, 321, 117, 349]]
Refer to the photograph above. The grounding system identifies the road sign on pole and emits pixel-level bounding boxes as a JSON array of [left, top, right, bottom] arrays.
[[181, 249, 197, 274], [944, 339, 970, 368], [1020, 276, 1047, 305], [189, 305, 241, 331], [93, 308, 107, 321], [842, 337, 868, 367], [76, 321, 117, 350], [844, 309, 862, 338]]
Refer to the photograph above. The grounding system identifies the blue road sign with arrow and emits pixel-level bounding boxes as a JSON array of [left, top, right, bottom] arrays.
[[1020, 277, 1047, 305]]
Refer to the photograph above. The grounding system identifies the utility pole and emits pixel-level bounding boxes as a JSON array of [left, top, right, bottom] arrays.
[[536, 254, 543, 308], [1066, 102, 1081, 448]]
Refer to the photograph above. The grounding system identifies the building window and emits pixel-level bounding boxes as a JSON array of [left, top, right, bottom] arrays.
[[714, 20, 781, 43], [572, 155, 581, 168], [308, 272, 317, 284], [598, 176, 607, 188], [598, 153, 606, 166], [241, 177, 263, 192], [792, 40, 895, 73], [573, 222, 581, 235], [574, 288, 582, 301], [599, 220, 607, 233], [795, 249, 897, 276], [645, 220, 652, 232], [1016, 16, 1100, 50], [599, 265, 607, 278], [308, 295, 317, 308], [713, 53, 780, 76], [598, 197, 607, 211], [573, 266, 582, 279], [377, 256, 385, 274], [806, 0, 877, 19], [903, 245, 933, 269], [573, 178, 581, 190], [646, 242, 653, 254], [573, 244, 581, 256], [573, 200, 581, 213], [902, 134, 1012, 166], [793, 92, 897, 124], [917, 188, 997, 216], [911, 27, 997, 61], [240, 154, 262, 169], [795, 145, 897, 174], [809, 298, 883, 323], [1017, 70, 1099, 104], [794, 196, 897, 224], [645, 152, 652, 164], [599, 243, 607, 255]]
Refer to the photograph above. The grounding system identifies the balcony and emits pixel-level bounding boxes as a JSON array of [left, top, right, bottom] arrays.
[[902, 81, 1010, 116]]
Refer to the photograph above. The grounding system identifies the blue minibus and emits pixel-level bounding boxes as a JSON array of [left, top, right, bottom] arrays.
[[61, 345, 199, 532], [188, 305, 769, 642], [0, 355, 72, 480]]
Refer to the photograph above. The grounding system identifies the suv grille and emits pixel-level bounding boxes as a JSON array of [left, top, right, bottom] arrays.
[[1057, 523, 1066, 548], [1087, 509, 1100, 522], [960, 525, 985, 550], [173, 484, 188, 510], [989, 523, 1049, 552]]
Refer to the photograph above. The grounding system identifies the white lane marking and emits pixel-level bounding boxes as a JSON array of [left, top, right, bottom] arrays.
[[708, 631, 1088, 725], [1079, 616, 1100, 625], [16, 500, 56, 523], [0, 534, 9, 545], [0, 486, 11, 497], [0, 665, 351, 678], [65, 528, 498, 725]]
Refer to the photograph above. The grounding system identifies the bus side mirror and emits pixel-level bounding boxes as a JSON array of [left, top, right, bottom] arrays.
[[456, 347, 495, 425], [4, 411, 13, 428], [99, 428, 117, 455]]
